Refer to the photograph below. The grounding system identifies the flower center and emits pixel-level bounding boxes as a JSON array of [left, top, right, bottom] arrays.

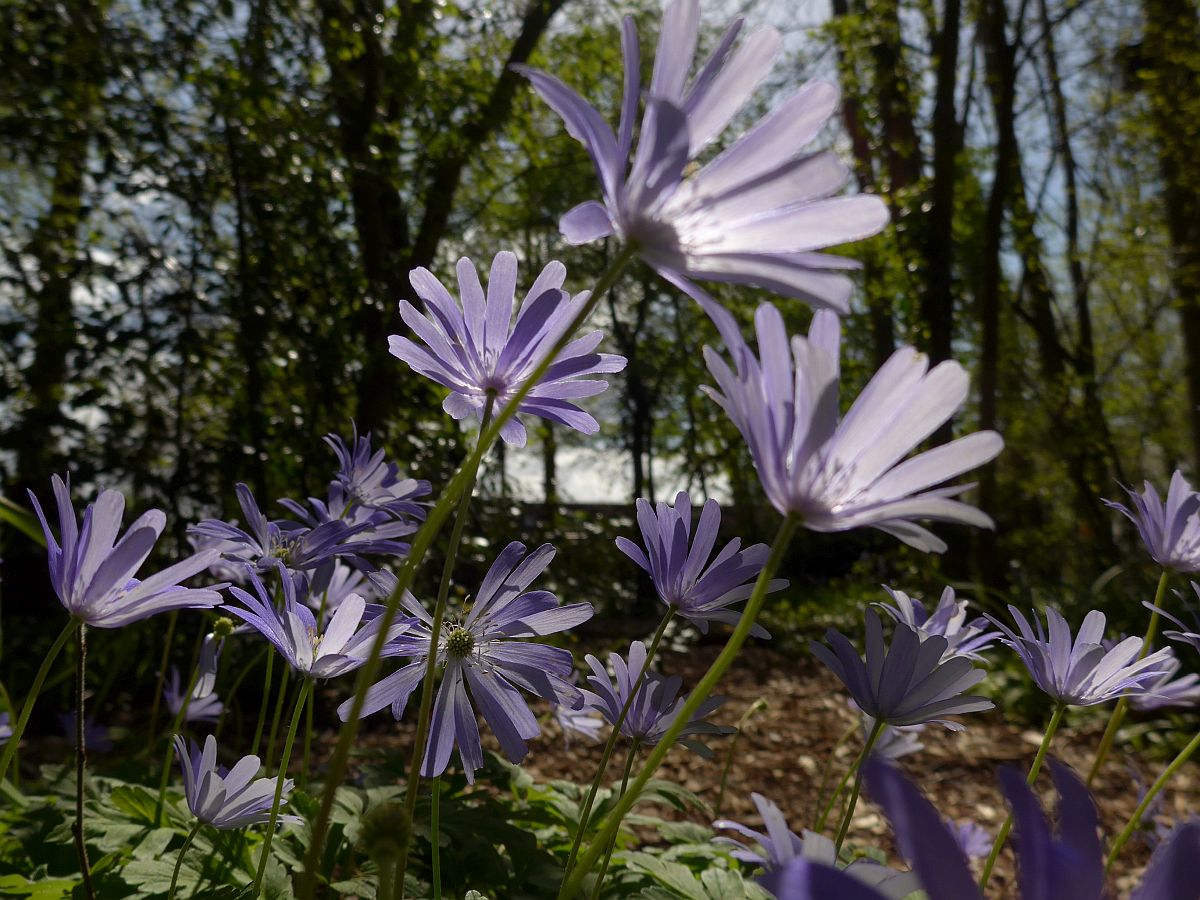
[[445, 627, 475, 658]]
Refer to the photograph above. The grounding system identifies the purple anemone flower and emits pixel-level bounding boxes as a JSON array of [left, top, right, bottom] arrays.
[[29, 475, 225, 628], [765, 759, 1200, 900], [341, 542, 593, 782], [174, 734, 299, 829], [810, 610, 993, 729], [190, 484, 364, 573], [516, 0, 888, 316], [988, 606, 1172, 706], [703, 306, 1003, 553], [277, 490, 418, 560], [554, 678, 606, 748], [1104, 471, 1200, 572], [947, 820, 991, 859], [1130, 650, 1200, 711], [714, 793, 919, 898], [306, 560, 380, 620], [325, 427, 431, 518], [58, 713, 114, 752], [164, 632, 225, 723], [581, 640, 733, 757], [388, 251, 626, 447], [615, 491, 786, 635], [1153, 589, 1200, 656], [0, 713, 11, 745], [228, 566, 412, 679], [877, 586, 998, 662]]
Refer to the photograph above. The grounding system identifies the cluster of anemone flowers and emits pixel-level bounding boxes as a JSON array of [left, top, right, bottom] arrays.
[[4, 2, 1200, 899]]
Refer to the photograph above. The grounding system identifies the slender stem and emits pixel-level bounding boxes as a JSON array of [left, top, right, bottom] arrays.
[[156, 666, 205, 826], [833, 718, 885, 854], [395, 397, 496, 897], [589, 741, 640, 900], [979, 702, 1067, 891], [0, 681, 16, 790], [251, 652, 275, 759], [0, 617, 78, 785], [431, 777, 442, 900], [1087, 569, 1171, 785], [253, 678, 312, 892], [562, 606, 676, 883], [811, 720, 860, 830], [74, 625, 97, 899], [302, 684, 314, 790], [560, 515, 799, 899], [266, 666, 292, 769], [147, 610, 179, 748], [1106, 728, 1200, 871], [299, 248, 634, 899], [168, 821, 204, 900]]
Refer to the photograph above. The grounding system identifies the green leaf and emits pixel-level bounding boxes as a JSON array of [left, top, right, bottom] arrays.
[[0, 495, 46, 546], [109, 784, 161, 825], [0, 874, 76, 898]]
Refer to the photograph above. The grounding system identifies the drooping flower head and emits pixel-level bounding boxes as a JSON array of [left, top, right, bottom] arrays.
[[877, 586, 998, 662], [615, 491, 786, 635], [29, 475, 225, 628], [174, 734, 300, 830], [228, 565, 412, 679], [810, 610, 993, 729], [516, 0, 888, 317], [342, 543, 593, 782], [164, 632, 225, 724], [1104, 471, 1200, 572], [388, 251, 626, 447], [581, 640, 733, 757], [704, 305, 1003, 553], [713, 792, 919, 897], [988, 606, 1172, 707]]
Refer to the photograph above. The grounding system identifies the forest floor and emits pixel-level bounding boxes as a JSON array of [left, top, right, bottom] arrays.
[[344, 641, 1198, 898]]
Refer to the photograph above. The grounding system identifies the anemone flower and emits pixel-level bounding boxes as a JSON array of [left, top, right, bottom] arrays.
[[1104, 471, 1200, 572], [0, 713, 11, 745], [174, 734, 299, 829], [948, 820, 991, 859], [877, 586, 997, 661], [703, 305, 1003, 553], [810, 610, 993, 729], [861, 714, 925, 761], [713, 792, 919, 897], [190, 483, 363, 573], [988, 606, 1172, 707], [1130, 652, 1200, 711], [228, 566, 412, 679], [554, 681, 606, 748], [616, 491, 786, 634], [1153, 591, 1200, 655], [388, 251, 626, 446], [164, 633, 225, 723], [29, 475, 225, 628], [581, 640, 732, 757], [324, 427, 431, 518], [516, 0, 888, 317], [341, 542, 593, 782]]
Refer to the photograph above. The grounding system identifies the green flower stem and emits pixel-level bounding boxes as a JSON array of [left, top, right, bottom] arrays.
[[811, 719, 860, 831], [588, 740, 640, 900], [431, 776, 443, 900], [155, 665, 205, 826], [0, 681, 16, 790], [1106, 727, 1200, 872], [562, 606, 676, 883], [833, 718, 884, 855], [394, 396, 496, 898], [251, 652, 275, 759], [147, 610, 179, 749], [74, 624, 97, 899], [714, 698, 767, 820], [1087, 569, 1171, 785], [216, 645, 267, 743], [979, 702, 1067, 892], [265, 666, 292, 769], [560, 515, 799, 899], [302, 684, 314, 790], [299, 247, 634, 900], [168, 821, 204, 900], [0, 617, 78, 786], [253, 677, 313, 893]]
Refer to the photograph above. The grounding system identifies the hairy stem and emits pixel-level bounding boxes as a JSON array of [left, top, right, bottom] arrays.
[[74, 624, 97, 899], [299, 248, 634, 899], [559, 515, 799, 899], [979, 702, 1067, 891], [1087, 569, 1170, 784]]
